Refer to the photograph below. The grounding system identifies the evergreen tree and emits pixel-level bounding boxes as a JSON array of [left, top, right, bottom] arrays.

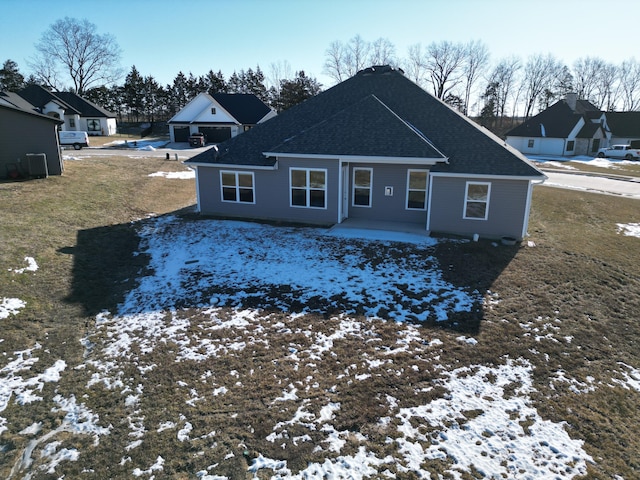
[[168, 71, 189, 114], [0, 59, 25, 91], [203, 70, 227, 95], [123, 66, 145, 121], [274, 71, 321, 111]]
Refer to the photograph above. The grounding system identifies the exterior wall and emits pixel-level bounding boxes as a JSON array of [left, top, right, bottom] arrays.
[[0, 109, 63, 179], [428, 176, 530, 240], [346, 162, 427, 224], [506, 136, 565, 156], [80, 117, 116, 136], [196, 156, 340, 225]]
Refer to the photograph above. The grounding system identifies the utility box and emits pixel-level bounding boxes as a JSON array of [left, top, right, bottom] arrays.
[[26, 153, 48, 178]]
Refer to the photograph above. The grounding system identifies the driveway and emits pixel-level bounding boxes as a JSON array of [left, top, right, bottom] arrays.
[[540, 170, 640, 199]]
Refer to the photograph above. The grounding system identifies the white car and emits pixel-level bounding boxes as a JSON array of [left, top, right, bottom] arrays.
[[597, 145, 640, 160]]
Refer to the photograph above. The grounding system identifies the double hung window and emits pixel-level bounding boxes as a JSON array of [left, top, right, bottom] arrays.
[[406, 170, 428, 210], [290, 168, 326, 208], [352, 168, 372, 207], [221, 171, 255, 203], [464, 182, 490, 220]]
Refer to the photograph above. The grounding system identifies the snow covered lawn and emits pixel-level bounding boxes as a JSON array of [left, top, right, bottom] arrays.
[[4, 215, 639, 478]]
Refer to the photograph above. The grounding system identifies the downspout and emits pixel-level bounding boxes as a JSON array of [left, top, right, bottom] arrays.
[[194, 166, 201, 213], [425, 173, 434, 232], [521, 177, 546, 239]]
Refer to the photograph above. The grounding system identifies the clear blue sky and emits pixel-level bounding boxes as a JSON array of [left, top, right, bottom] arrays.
[[2, 0, 638, 89]]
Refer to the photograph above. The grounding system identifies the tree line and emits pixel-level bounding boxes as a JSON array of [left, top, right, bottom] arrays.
[[324, 35, 640, 132], [2, 18, 640, 129]]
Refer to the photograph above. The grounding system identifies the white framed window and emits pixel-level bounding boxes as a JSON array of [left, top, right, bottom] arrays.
[[290, 168, 326, 209], [406, 169, 428, 210], [220, 171, 255, 204], [464, 182, 491, 220], [527, 139, 535, 148], [352, 167, 372, 207]]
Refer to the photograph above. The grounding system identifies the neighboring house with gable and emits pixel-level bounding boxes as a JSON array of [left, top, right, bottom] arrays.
[[168, 92, 276, 144], [17, 85, 116, 135], [604, 111, 640, 146], [505, 94, 609, 157], [0, 91, 64, 179], [186, 66, 546, 241]]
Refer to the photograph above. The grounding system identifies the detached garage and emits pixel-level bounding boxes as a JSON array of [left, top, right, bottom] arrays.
[[168, 92, 276, 144]]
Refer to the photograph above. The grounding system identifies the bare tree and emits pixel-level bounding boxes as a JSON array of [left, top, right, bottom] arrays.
[[461, 40, 490, 115], [487, 56, 521, 125], [345, 35, 370, 76], [594, 62, 619, 111], [267, 60, 293, 92], [30, 17, 122, 94], [323, 40, 349, 83], [618, 58, 640, 111], [572, 57, 606, 103], [404, 43, 428, 87], [425, 41, 466, 100], [521, 53, 564, 118], [370, 38, 397, 66]]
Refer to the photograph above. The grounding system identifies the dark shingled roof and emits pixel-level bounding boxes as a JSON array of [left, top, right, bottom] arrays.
[[506, 99, 602, 138], [17, 85, 81, 115], [188, 66, 543, 178], [56, 91, 116, 118], [605, 111, 640, 137], [212, 93, 273, 125]]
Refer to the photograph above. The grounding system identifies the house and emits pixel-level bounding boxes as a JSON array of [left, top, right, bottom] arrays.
[[603, 112, 640, 146], [168, 92, 276, 144], [0, 91, 64, 179], [185, 66, 546, 241], [505, 94, 609, 157], [17, 85, 116, 135]]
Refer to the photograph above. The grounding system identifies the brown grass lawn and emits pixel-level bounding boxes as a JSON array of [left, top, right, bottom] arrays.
[[1, 154, 639, 478]]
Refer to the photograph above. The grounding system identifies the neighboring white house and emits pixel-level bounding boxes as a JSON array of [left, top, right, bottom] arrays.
[[168, 92, 276, 144], [17, 85, 117, 136], [505, 94, 610, 157]]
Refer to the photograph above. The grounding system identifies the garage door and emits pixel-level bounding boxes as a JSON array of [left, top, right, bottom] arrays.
[[173, 126, 190, 142], [199, 127, 231, 143]]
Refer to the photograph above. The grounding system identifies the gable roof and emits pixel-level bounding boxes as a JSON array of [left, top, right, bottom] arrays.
[[266, 94, 445, 160], [169, 92, 273, 126], [188, 66, 543, 178], [55, 91, 116, 118], [605, 112, 640, 137], [17, 85, 81, 115], [0, 91, 40, 112], [211, 93, 273, 125], [0, 100, 64, 124], [506, 98, 602, 138]]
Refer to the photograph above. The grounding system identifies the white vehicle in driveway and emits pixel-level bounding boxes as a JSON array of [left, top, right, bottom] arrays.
[[597, 144, 640, 160], [59, 131, 90, 150]]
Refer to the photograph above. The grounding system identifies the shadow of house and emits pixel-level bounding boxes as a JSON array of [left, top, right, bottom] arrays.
[[62, 221, 149, 317], [63, 212, 518, 334]]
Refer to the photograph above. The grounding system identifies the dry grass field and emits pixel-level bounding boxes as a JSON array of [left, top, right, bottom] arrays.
[[1, 152, 639, 479]]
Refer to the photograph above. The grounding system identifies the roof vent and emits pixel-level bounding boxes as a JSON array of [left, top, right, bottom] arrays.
[[357, 65, 404, 76]]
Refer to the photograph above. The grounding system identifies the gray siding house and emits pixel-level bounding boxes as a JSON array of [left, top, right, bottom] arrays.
[[186, 66, 545, 241], [0, 93, 64, 179]]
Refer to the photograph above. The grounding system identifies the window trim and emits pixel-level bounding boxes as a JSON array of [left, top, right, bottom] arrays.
[[405, 169, 429, 211], [527, 139, 535, 148], [463, 181, 491, 220], [289, 167, 327, 209], [352, 167, 373, 208], [220, 170, 256, 204]]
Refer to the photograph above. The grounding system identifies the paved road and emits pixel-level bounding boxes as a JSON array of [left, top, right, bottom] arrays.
[[61, 142, 208, 161], [541, 170, 640, 199]]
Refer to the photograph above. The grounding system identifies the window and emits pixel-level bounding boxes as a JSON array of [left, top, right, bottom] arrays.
[[220, 171, 255, 203], [69, 118, 75, 128], [527, 139, 535, 148], [211, 107, 216, 114], [290, 168, 326, 208], [566, 140, 575, 151], [352, 168, 372, 207], [464, 182, 490, 220], [406, 170, 428, 210], [87, 119, 100, 132]]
